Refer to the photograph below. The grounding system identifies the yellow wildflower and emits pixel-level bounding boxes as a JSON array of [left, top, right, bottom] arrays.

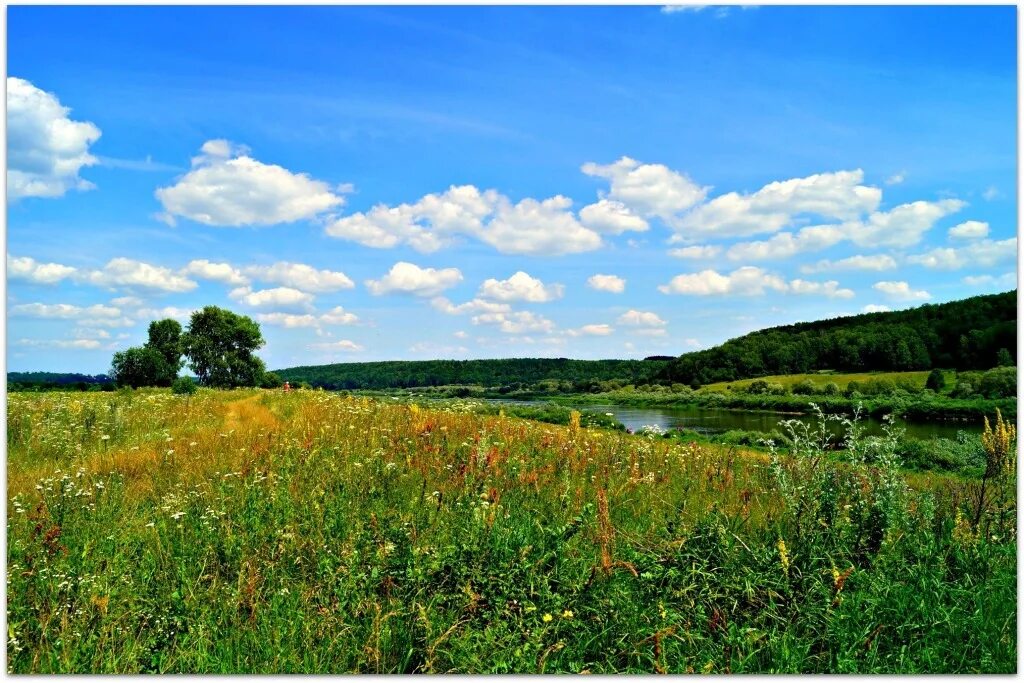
[[542, 613, 553, 623], [777, 538, 790, 575], [562, 610, 573, 619]]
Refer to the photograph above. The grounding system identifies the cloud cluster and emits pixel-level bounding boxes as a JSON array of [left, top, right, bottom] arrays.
[[907, 238, 1016, 270], [8, 255, 77, 284], [478, 271, 563, 302], [365, 261, 463, 296], [872, 280, 931, 302], [587, 274, 626, 293], [8, 77, 101, 201]]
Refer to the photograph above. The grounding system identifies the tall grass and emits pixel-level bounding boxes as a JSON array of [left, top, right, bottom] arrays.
[[6, 389, 1016, 673]]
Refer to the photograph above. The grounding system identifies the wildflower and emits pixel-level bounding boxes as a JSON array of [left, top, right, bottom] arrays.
[[777, 538, 790, 575], [542, 613, 553, 623], [562, 610, 573, 619], [100, 435, 110, 441], [171, 511, 186, 520]]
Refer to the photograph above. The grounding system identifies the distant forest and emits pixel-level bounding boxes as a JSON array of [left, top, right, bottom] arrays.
[[275, 358, 669, 390], [657, 290, 1017, 386]]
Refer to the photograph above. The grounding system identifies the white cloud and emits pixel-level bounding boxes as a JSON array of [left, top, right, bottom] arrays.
[[983, 186, 1000, 201], [658, 267, 788, 296], [134, 306, 196, 322], [229, 286, 315, 309], [244, 261, 354, 293], [846, 199, 965, 248], [726, 225, 845, 261], [885, 171, 906, 186], [872, 281, 931, 302], [618, 310, 668, 327], [632, 327, 669, 337], [325, 185, 498, 252], [7, 255, 77, 284], [582, 156, 707, 221], [82, 258, 198, 292], [15, 338, 104, 350], [310, 340, 364, 353], [431, 297, 512, 316], [319, 306, 360, 325], [110, 296, 144, 308], [478, 271, 564, 303], [800, 254, 898, 274], [788, 279, 855, 299], [962, 272, 1017, 288], [7, 77, 101, 201], [862, 304, 891, 313], [479, 195, 601, 255], [578, 199, 649, 234], [906, 238, 1016, 270], [256, 313, 319, 328], [674, 169, 880, 239], [668, 245, 722, 259], [947, 220, 990, 241], [181, 259, 249, 286], [472, 310, 556, 334], [453, 330, 469, 339], [365, 261, 463, 296], [587, 273, 626, 293], [11, 302, 122, 319], [567, 324, 615, 337], [155, 140, 344, 226]]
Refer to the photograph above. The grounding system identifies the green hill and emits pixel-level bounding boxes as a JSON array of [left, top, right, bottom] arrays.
[[658, 290, 1016, 386], [275, 357, 669, 390]]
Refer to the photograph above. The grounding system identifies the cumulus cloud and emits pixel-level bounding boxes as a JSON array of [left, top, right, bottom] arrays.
[[327, 187, 601, 256], [668, 245, 722, 259], [255, 313, 319, 328], [862, 304, 891, 313], [319, 306, 360, 325], [658, 267, 788, 296], [229, 286, 315, 310], [478, 271, 564, 303], [244, 261, 355, 292], [7, 255, 77, 284], [155, 139, 345, 226], [7, 77, 101, 201], [800, 254, 898, 274], [181, 259, 249, 286], [587, 273, 626, 293], [578, 199, 649, 234], [726, 225, 845, 261], [472, 310, 556, 334], [906, 238, 1016, 270], [582, 156, 707, 222], [872, 280, 931, 301], [431, 297, 512, 316], [617, 309, 667, 327], [788, 279, 855, 299], [478, 195, 601, 255], [659, 267, 853, 298], [134, 306, 197, 322], [947, 220, 990, 241], [81, 258, 198, 292], [674, 169, 880, 240], [845, 199, 965, 248], [365, 261, 463, 296], [566, 324, 615, 337]]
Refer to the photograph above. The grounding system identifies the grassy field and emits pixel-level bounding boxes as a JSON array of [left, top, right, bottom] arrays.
[[6, 389, 1016, 673], [702, 370, 935, 393]]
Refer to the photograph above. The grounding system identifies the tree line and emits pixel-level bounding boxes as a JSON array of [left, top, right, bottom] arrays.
[[657, 290, 1017, 387]]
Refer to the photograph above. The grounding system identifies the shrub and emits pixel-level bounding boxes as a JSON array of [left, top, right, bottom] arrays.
[[766, 383, 788, 396], [746, 379, 770, 395], [949, 381, 976, 399], [171, 377, 198, 395], [926, 368, 946, 392], [821, 382, 841, 396], [792, 379, 817, 395], [977, 366, 1016, 399]]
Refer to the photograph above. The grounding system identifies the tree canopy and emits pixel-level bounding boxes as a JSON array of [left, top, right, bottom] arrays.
[[183, 306, 266, 388], [110, 319, 185, 388]]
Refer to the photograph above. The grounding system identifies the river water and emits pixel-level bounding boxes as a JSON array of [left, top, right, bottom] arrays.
[[490, 400, 980, 441]]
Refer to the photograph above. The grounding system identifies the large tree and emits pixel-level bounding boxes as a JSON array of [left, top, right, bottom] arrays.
[[183, 306, 266, 388], [146, 319, 184, 386]]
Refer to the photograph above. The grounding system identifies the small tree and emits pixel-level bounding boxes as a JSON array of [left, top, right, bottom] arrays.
[[110, 346, 167, 388], [996, 348, 1014, 367], [925, 368, 946, 392], [792, 379, 817, 396], [171, 376, 198, 395], [147, 319, 184, 386]]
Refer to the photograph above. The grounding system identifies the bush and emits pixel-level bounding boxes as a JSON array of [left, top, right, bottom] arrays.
[[822, 382, 841, 397], [171, 377, 198, 395], [766, 383, 788, 396], [926, 368, 946, 392], [261, 372, 284, 389], [746, 379, 770, 395], [977, 366, 1016, 399], [792, 379, 817, 395], [949, 381, 975, 399]]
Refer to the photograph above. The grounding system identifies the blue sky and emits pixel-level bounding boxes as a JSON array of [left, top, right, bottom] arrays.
[[7, 5, 1018, 374]]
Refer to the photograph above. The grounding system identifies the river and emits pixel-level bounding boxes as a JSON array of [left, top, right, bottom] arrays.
[[489, 400, 980, 441]]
